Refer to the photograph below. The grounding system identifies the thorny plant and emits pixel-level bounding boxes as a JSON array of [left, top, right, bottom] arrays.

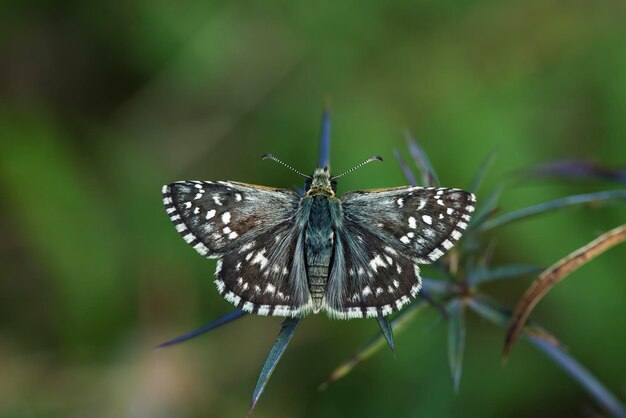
[[157, 110, 626, 417]]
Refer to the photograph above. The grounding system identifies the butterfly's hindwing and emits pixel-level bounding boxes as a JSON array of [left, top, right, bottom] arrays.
[[216, 220, 312, 317], [163, 181, 311, 316], [340, 186, 475, 263], [324, 204, 422, 319]]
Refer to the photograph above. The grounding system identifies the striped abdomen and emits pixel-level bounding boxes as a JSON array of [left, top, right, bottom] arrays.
[[305, 196, 334, 313]]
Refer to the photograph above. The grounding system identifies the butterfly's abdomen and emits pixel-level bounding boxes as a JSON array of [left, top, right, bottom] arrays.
[[305, 196, 334, 313]]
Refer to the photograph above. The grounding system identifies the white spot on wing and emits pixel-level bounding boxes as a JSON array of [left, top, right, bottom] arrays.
[[206, 209, 216, 220], [240, 242, 255, 252], [409, 216, 417, 229], [214, 279, 225, 293], [369, 255, 386, 272], [193, 242, 208, 255], [384, 246, 397, 255], [347, 307, 362, 318], [252, 250, 269, 269], [222, 212, 231, 224], [274, 305, 291, 316], [428, 248, 444, 260], [422, 215, 432, 225]]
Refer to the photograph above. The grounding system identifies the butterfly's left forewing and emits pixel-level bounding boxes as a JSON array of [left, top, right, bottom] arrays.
[[163, 181, 312, 317]]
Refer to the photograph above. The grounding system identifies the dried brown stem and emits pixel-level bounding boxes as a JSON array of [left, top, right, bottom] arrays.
[[504, 224, 626, 359]]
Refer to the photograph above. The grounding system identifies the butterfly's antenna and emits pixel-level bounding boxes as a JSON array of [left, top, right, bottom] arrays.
[[331, 155, 383, 180], [261, 154, 311, 179]]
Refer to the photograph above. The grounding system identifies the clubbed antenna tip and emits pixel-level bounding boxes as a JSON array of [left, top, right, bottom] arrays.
[[331, 155, 383, 180], [261, 153, 311, 179]]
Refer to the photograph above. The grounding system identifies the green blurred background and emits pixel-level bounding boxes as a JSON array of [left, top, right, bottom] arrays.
[[1, 1, 625, 417]]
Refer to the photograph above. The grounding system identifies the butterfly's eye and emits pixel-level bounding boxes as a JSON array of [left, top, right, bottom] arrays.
[[331, 178, 337, 193], [304, 178, 313, 191]]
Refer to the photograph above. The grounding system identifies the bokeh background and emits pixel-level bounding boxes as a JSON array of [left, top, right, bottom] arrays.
[[1, 1, 625, 417]]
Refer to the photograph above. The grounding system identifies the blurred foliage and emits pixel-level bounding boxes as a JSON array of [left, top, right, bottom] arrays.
[[1, 1, 626, 417]]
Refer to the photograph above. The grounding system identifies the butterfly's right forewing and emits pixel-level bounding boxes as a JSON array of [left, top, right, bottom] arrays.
[[341, 186, 475, 263]]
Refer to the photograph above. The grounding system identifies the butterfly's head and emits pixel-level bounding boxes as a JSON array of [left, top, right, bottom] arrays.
[[261, 153, 383, 197], [305, 167, 336, 196]]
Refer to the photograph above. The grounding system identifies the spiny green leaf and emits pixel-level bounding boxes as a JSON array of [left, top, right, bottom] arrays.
[[447, 299, 467, 392], [468, 264, 544, 286], [421, 277, 457, 295], [394, 149, 418, 186], [468, 149, 498, 193], [528, 336, 626, 418], [470, 296, 625, 418], [467, 294, 560, 347], [376, 316, 395, 357], [406, 132, 439, 187], [467, 185, 503, 231], [155, 309, 246, 349], [249, 317, 300, 415], [480, 190, 626, 231], [319, 300, 428, 390], [524, 160, 626, 184], [318, 107, 331, 169]]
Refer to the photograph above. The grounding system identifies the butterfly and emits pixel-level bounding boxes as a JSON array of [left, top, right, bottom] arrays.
[[162, 154, 475, 319]]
